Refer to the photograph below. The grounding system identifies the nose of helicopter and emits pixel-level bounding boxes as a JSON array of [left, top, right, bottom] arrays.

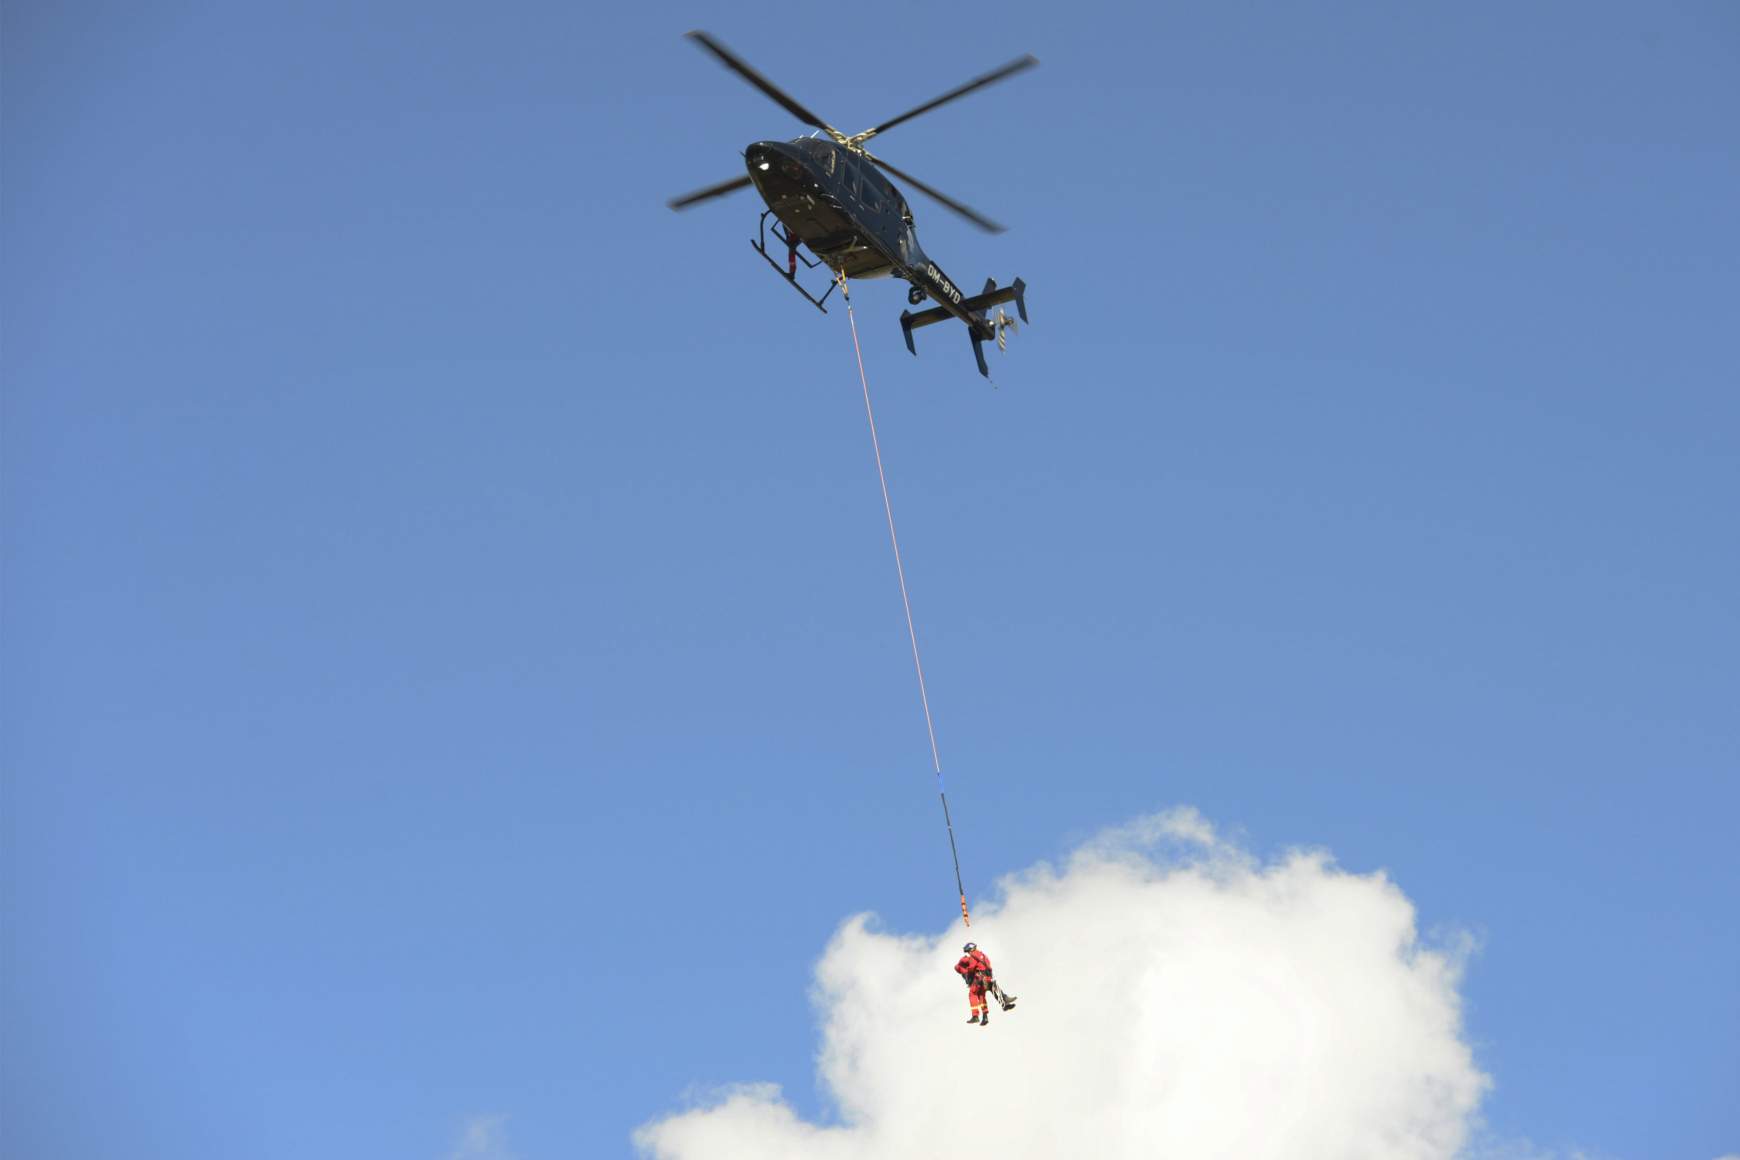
[[745, 141, 807, 180]]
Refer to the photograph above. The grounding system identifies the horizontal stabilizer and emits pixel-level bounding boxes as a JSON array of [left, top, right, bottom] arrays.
[[964, 277, 1026, 320], [900, 302, 956, 337], [899, 277, 1029, 376], [900, 278, 1028, 338]]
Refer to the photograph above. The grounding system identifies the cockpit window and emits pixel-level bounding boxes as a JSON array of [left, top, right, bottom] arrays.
[[864, 166, 896, 201], [865, 167, 905, 218], [793, 138, 836, 175]]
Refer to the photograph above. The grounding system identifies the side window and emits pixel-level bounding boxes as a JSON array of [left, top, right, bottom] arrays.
[[852, 162, 882, 214]]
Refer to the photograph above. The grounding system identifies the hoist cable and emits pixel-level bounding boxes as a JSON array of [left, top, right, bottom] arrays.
[[840, 272, 972, 926]]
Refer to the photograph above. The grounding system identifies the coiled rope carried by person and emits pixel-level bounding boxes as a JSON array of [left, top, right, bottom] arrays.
[[838, 271, 972, 927]]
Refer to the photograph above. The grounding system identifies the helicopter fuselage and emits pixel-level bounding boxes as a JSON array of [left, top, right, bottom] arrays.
[[745, 138, 983, 335]]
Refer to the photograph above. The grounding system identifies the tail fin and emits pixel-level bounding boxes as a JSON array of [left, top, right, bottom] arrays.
[[968, 280, 997, 376]]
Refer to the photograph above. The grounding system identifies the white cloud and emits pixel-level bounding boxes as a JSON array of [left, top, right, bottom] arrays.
[[637, 808, 1489, 1159], [447, 1114, 514, 1160]]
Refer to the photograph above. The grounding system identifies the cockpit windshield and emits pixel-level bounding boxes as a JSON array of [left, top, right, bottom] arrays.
[[792, 138, 836, 175]]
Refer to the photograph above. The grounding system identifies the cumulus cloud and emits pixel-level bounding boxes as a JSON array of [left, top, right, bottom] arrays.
[[637, 809, 1488, 1159]]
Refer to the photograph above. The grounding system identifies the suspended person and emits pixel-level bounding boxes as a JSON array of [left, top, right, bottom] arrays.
[[965, 942, 1017, 1012], [955, 942, 1016, 1026]]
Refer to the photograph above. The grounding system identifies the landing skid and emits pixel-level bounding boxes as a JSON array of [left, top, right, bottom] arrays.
[[751, 210, 836, 313]]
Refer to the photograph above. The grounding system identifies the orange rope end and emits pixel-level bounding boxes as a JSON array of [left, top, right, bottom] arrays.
[[961, 895, 972, 925]]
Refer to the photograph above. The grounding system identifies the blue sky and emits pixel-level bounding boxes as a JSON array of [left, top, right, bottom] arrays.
[[4, 2, 1736, 1157]]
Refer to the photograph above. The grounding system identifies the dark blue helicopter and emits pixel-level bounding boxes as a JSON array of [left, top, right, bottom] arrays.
[[669, 32, 1035, 377]]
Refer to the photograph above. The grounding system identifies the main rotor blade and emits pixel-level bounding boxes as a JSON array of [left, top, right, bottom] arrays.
[[866, 154, 1006, 234], [685, 31, 842, 139], [852, 54, 1038, 143], [668, 173, 753, 210]]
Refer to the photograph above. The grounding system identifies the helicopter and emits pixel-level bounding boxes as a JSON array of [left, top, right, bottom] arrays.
[[668, 31, 1036, 377]]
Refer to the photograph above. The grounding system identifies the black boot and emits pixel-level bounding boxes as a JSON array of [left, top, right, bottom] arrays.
[[966, 1013, 980, 1024]]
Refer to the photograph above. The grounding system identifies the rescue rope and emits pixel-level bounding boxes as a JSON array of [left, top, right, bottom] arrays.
[[839, 271, 972, 927]]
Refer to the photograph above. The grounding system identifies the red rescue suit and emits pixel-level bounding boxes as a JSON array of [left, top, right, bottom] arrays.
[[955, 949, 994, 1016]]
